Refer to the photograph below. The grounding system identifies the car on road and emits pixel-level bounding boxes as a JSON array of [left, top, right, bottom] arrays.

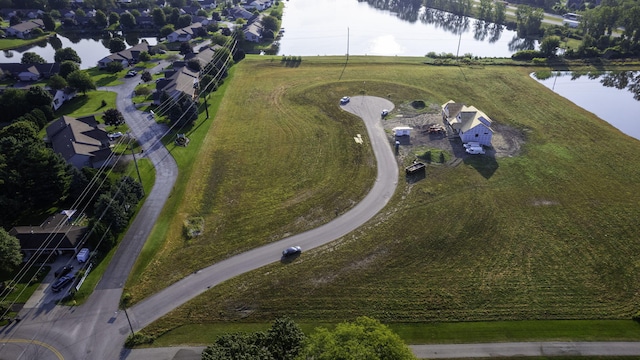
[[54, 265, 74, 278], [282, 246, 302, 257], [108, 132, 123, 140], [125, 70, 138, 78], [381, 109, 389, 117], [51, 275, 73, 292], [340, 96, 350, 104]]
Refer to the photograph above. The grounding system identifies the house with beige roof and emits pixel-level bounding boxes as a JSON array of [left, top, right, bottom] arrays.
[[441, 100, 493, 146], [97, 40, 151, 69], [45, 115, 114, 169]]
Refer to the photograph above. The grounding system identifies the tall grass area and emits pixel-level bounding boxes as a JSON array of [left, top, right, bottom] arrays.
[[131, 56, 640, 343]]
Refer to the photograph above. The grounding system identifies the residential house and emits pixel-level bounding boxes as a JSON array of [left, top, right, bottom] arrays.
[[97, 40, 151, 68], [49, 87, 77, 111], [45, 115, 114, 169], [166, 22, 203, 42], [1, 9, 44, 20], [6, 19, 45, 39], [135, 15, 155, 28], [184, 45, 218, 68], [226, 5, 254, 20], [0, 63, 60, 81], [243, 21, 263, 42], [441, 100, 493, 146], [244, 0, 272, 11], [9, 211, 87, 259], [199, 0, 217, 9], [154, 66, 199, 104]]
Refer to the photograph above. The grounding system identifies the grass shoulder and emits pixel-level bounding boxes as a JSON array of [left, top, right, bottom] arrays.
[[130, 57, 640, 344]]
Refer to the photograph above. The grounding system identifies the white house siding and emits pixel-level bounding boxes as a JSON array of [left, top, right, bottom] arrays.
[[460, 124, 493, 146]]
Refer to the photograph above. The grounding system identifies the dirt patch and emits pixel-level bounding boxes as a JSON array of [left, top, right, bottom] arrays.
[[381, 103, 525, 164]]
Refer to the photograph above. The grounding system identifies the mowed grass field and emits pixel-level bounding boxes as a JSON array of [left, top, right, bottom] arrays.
[[130, 56, 640, 343]]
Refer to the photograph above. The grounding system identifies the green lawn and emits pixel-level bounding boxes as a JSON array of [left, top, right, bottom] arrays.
[[55, 91, 117, 118], [86, 67, 125, 87], [0, 266, 49, 304], [0, 34, 51, 51], [125, 56, 640, 346]]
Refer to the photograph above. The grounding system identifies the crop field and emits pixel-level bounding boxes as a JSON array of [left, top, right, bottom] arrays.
[[128, 56, 640, 343]]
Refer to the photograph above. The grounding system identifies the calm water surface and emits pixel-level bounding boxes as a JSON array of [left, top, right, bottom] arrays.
[[534, 71, 640, 141], [278, 0, 531, 57], [1, 35, 157, 69]]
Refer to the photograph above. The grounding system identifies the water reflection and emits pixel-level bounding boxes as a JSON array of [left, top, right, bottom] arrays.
[[473, 20, 504, 43], [420, 8, 470, 35], [360, 0, 423, 22], [278, 0, 527, 57], [533, 71, 640, 140], [508, 36, 536, 52], [535, 70, 640, 101], [49, 36, 63, 50]]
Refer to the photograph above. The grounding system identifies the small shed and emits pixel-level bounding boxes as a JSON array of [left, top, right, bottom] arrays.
[[393, 126, 412, 137]]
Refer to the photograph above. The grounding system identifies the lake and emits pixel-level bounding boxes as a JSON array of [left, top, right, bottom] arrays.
[[533, 71, 640, 141], [277, 0, 532, 57], [0, 34, 157, 69]]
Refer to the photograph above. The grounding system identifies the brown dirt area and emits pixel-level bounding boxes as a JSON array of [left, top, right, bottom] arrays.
[[381, 102, 525, 164]]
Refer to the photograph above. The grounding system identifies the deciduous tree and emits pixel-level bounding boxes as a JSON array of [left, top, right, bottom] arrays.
[[54, 47, 81, 64], [67, 70, 96, 94], [0, 229, 22, 274], [59, 60, 80, 78], [102, 108, 125, 125], [109, 37, 127, 53], [298, 317, 416, 360], [21, 52, 46, 64]]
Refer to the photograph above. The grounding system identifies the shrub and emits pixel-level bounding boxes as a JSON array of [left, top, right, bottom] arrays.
[[511, 50, 543, 61], [125, 332, 155, 348]]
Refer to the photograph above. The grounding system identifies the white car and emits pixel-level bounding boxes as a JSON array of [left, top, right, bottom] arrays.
[[463, 142, 481, 149], [465, 146, 485, 155], [108, 132, 123, 140]]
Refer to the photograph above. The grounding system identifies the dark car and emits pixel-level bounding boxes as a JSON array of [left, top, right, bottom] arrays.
[[282, 246, 302, 257], [51, 275, 73, 292], [340, 96, 350, 105], [125, 70, 138, 78], [54, 265, 74, 278]]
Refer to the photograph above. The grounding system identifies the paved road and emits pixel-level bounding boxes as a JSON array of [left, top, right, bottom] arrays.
[[0, 61, 178, 360], [126, 96, 398, 331], [124, 342, 640, 359], [0, 94, 397, 359]]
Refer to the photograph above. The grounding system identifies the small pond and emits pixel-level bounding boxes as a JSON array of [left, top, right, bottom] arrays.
[[1, 33, 158, 69], [533, 71, 640, 141]]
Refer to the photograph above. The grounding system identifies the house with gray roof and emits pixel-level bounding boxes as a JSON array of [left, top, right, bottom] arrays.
[[9, 211, 87, 258], [46, 115, 113, 169], [166, 22, 204, 42], [154, 66, 199, 104], [0, 63, 60, 81], [6, 19, 45, 39], [97, 40, 151, 68]]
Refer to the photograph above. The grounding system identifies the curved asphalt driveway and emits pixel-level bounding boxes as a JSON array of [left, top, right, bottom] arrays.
[[126, 95, 398, 332]]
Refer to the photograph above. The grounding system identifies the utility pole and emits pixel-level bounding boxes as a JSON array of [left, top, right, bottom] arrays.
[[123, 308, 134, 335], [130, 141, 143, 196], [347, 27, 349, 60]]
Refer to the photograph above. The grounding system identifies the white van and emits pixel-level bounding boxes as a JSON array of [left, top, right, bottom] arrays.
[[76, 248, 90, 263]]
